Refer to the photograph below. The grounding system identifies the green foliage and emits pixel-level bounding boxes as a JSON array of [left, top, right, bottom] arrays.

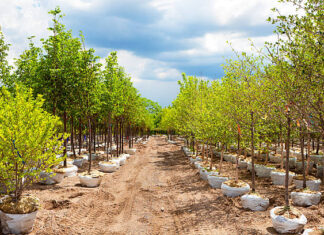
[[0, 86, 64, 201], [0, 29, 12, 87]]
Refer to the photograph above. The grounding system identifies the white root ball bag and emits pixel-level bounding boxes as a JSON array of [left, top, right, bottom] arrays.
[[199, 169, 214, 181], [283, 157, 297, 169], [302, 227, 324, 235], [223, 154, 232, 162], [0, 210, 38, 234], [238, 160, 247, 169], [241, 194, 269, 211], [291, 191, 321, 207], [271, 171, 295, 185], [316, 166, 323, 178], [230, 155, 237, 164], [79, 175, 102, 188], [255, 165, 275, 178], [62, 165, 78, 177], [110, 158, 121, 166], [247, 162, 252, 171], [194, 161, 202, 169], [221, 182, 250, 197], [207, 175, 226, 189], [99, 162, 119, 173], [269, 155, 282, 163], [310, 155, 324, 164], [39, 171, 64, 185], [270, 207, 307, 234], [293, 179, 321, 191], [121, 153, 131, 159], [119, 155, 127, 166], [73, 158, 84, 167], [296, 161, 314, 172]]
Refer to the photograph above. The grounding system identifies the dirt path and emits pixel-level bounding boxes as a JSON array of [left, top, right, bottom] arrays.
[[25, 136, 323, 235]]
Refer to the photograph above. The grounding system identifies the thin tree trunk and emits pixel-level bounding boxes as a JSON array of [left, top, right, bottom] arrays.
[[280, 134, 284, 169], [63, 111, 67, 167], [78, 117, 82, 155], [285, 109, 291, 208], [129, 125, 132, 148], [236, 132, 240, 182], [251, 111, 256, 192], [316, 136, 320, 154], [132, 128, 134, 148], [202, 144, 205, 161], [300, 127, 306, 188], [108, 117, 112, 159], [105, 122, 108, 161], [88, 117, 92, 174], [93, 120, 96, 153], [71, 116, 76, 158], [121, 120, 124, 153], [258, 142, 261, 161], [219, 145, 224, 175], [116, 121, 119, 157], [322, 134, 324, 183], [265, 143, 269, 165], [306, 132, 311, 175], [209, 144, 213, 170]]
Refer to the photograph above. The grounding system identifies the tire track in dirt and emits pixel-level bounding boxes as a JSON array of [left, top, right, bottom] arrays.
[[107, 138, 157, 234], [118, 144, 150, 221]]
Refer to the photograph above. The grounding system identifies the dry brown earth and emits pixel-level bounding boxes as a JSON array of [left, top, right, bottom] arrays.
[[11, 136, 323, 234]]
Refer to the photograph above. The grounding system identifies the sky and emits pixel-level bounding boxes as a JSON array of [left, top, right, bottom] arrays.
[[0, 0, 296, 107]]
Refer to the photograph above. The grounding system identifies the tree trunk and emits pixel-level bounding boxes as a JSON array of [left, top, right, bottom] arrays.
[[265, 143, 269, 165], [63, 111, 67, 167], [115, 121, 119, 157], [129, 125, 132, 149], [251, 111, 256, 193], [306, 132, 311, 175], [88, 117, 92, 174], [236, 132, 240, 182], [105, 122, 108, 161], [78, 117, 82, 155], [280, 124, 284, 169], [316, 136, 320, 154], [93, 120, 96, 153], [71, 116, 76, 158], [285, 109, 291, 208], [120, 121, 123, 154], [300, 127, 306, 189], [132, 129, 134, 148], [219, 145, 224, 175], [202, 144, 205, 161], [209, 144, 213, 170]]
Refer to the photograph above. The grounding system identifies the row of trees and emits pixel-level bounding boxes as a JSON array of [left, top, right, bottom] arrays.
[[0, 7, 160, 201], [160, 0, 323, 208]]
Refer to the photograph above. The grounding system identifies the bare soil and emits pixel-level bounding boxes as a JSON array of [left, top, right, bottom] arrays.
[[7, 136, 323, 234]]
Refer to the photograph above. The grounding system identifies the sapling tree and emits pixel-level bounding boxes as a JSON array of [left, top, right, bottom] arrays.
[[265, 0, 324, 182], [0, 86, 64, 203], [0, 29, 12, 87], [221, 52, 268, 191], [78, 43, 101, 174]]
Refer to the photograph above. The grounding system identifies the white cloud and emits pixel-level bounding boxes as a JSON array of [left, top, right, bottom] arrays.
[[97, 49, 181, 106], [133, 79, 179, 107], [117, 50, 182, 106], [151, 0, 298, 30], [0, 0, 51, 64], [0, 0, 302, 106], [159, 32, 277, 66], [117, 50, 181, 82]]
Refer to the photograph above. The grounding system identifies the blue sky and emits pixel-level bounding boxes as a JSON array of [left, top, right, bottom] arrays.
[[0, 0, 295, 107]]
